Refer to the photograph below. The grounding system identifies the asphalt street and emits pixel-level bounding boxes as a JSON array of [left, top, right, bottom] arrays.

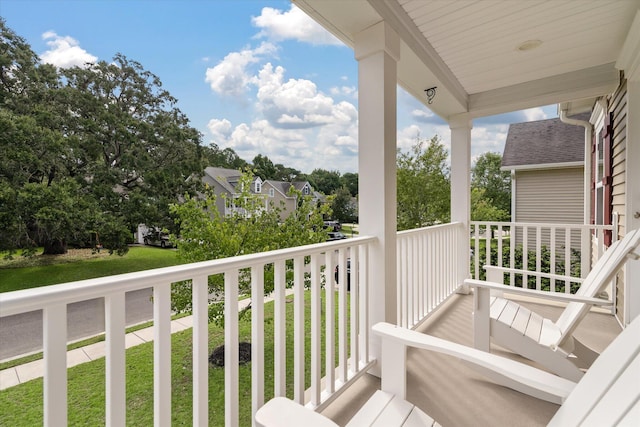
[[0, 287, 154, 361]]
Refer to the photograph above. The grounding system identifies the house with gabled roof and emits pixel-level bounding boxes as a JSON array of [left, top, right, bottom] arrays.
[[202, 166, 318, 220], [502, 114, 589, 226]]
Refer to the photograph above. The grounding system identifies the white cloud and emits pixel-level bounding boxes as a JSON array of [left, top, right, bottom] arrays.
[[330, 85, 357, 98], [522, 107, 548, 122], [40, 31, 97, 68], [204, 42, 277, 97], [255, 63, 356, 130], [252, 5, 342, 46]]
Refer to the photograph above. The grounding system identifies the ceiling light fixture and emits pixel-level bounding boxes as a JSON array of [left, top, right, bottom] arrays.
[[517, 39, 543, 52]]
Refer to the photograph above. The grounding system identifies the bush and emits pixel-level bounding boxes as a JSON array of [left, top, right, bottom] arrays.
[[471, 240, 582, 293]]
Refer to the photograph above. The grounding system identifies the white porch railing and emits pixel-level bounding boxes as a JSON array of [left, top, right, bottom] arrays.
[[470, 220, 618, 295], [397, 222, 467, 329], [0, 236, 375, 426]]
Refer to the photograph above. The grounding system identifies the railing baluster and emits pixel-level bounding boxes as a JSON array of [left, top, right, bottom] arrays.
[[293, 257, 305, 404], [418, 233, 424, 318], [252, 265, 265, 418], [310, 254, 321, 406], [274, 260, 286, 397], [338, 248, 348, 383], [536, 226, 542, 290], [105, 292, 126, 427], [564, 228, 571, 293], [324, 252, 335, 395], [497, 225, 503, 269], [225, 271, 239, 427], [43, 303, 67, 427], [192, 275, 208, 427], [154, 284, 172, 427], [350, 249, 359, 370], [359, 245, 369, 364], [474, 223, 480, 279], [550, 227, 557, 292]]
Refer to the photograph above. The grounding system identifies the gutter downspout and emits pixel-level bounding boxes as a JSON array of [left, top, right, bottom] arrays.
[[559, 106, 592, 278]]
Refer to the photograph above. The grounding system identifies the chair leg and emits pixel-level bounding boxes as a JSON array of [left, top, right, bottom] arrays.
[[571, 338, 600, 368]]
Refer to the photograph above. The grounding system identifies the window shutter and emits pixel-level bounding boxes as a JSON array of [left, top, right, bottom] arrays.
[[603, 112, 614, 246]]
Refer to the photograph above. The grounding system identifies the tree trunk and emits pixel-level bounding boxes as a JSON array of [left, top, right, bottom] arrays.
[[42, 239, 67, 255]]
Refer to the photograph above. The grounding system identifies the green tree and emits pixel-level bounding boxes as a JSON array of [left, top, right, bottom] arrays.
[[470, 188, 509, 222], [471, 152, 511, 219], [340, 172, 358, 197], [252, 154, 277, 180], [308, 168, 341, 195], [331, 186, 357, 223], [273, 163, 303, 182], [170, 170, 329, 322], [397, 136, 450, 230], [1, 21, 205, 254]]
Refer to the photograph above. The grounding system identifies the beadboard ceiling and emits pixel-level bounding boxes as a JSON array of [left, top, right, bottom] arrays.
[[294, 0, 639, 119]]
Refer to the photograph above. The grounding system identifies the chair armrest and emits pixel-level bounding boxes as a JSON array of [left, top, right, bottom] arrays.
[[464, 279, 612, 306], [372, 322, 576, 404], [483, 265, 584, 284]]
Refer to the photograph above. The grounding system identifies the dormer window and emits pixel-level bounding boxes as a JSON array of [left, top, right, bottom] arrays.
[[255, 178, 262, 193], [303, 185, 310, 195]]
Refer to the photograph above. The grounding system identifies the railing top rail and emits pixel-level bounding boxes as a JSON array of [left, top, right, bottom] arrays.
[[397, 221, 463, 237], [470, 221, 615, 231], [0, 235, 376, 316]]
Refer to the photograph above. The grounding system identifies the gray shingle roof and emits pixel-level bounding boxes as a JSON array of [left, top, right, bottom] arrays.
[[502, 114, 589, 168]]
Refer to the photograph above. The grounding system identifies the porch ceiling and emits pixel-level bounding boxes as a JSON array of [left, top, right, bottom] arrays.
[[294, 0, 638, 120]]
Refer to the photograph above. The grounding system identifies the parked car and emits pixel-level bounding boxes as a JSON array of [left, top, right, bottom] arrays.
[[334, 258, 351, 291], [327, 231, 347, 241], [323, 220, 342, 231], [143, 230, 174, 248]]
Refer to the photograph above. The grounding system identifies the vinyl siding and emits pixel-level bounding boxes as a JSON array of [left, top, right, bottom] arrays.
[[514, 167, 584, 252], [515, 167, 584, 224], [610, 79, 627, 322]]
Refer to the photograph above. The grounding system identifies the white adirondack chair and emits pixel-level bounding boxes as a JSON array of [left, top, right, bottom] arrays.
[[465, 228, 640, 381], [255, 316, 640, 426]]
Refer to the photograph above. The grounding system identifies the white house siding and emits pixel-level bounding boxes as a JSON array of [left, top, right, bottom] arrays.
[[611, 79, 628, 322], [514, 167, 584, 253]]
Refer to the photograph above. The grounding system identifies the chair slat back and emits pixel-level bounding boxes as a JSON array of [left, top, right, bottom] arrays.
[[549, 316, 640, 426], [555, 229, 640, 342]]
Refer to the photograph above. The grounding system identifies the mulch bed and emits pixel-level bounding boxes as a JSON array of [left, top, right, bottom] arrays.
[[209, 342, 252, 367]]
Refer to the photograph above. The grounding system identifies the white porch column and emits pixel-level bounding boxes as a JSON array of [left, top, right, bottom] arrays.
[[625, 79, 640, 325], [355, 21, 399, 372], [450, 115, 472, 287]]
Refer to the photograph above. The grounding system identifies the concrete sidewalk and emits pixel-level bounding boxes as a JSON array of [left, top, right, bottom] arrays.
[[0, 314, 195, 390], [0, 291, 286, 391]]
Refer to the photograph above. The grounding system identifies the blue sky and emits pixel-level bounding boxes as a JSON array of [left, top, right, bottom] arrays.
[[2, 0, 556, 174]]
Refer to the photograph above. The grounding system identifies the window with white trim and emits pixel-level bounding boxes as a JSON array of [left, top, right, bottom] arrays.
[[591, 110, 614, 245]]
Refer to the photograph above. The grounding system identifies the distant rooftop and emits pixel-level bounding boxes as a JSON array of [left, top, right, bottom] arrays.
[[502, 114, 589, 170]]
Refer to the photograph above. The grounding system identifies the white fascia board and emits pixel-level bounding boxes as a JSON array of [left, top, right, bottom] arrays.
[[469, 63, 620, 119], [500, 162, 584, 172]]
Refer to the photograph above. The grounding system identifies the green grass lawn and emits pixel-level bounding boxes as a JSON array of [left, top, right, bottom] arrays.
[[0, 291, 349, 426], [0, 246, 183, 293]]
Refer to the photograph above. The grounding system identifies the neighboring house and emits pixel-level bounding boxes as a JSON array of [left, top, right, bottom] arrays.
[[202, 167, 318, 220], [502, 115, 587, 251]]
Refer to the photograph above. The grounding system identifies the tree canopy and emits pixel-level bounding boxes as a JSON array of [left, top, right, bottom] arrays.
[[471, 152, 511, 221], [1, 20, 204, 254], [397, 136, 450, 230], [169, 170, 330, 321]]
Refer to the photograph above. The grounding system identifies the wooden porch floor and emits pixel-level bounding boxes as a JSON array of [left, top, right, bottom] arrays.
[[319, 292, 622, 427]]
